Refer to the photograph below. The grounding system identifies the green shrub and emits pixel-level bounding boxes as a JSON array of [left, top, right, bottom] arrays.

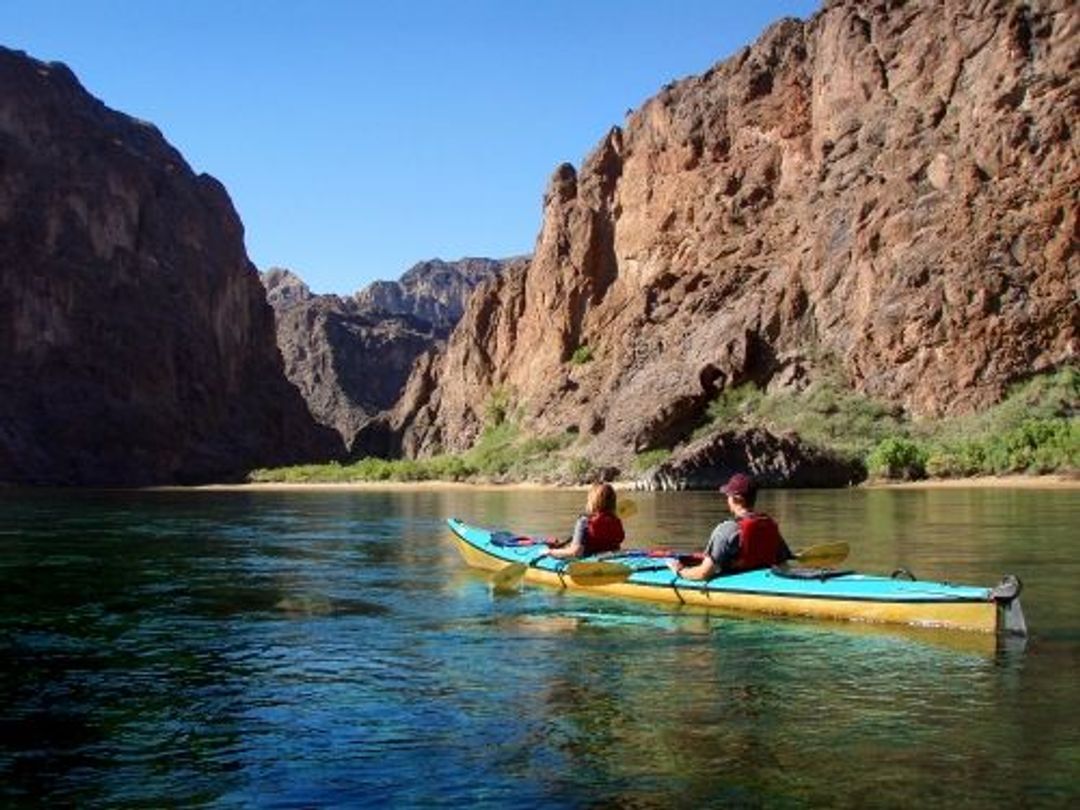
[[251, 368, 1076, 485], [878, 417, 1077, 480], [699, 384, 763, 429], [867, 437, 928, 480], [925, 442, 986, 478], [693, 380, 899, 459], [633, 449, 672, 471], [426, 455, 477, 481], [570, 345, 594, 365], [568, 457, 596, 482], [485, 386, 516, 428]]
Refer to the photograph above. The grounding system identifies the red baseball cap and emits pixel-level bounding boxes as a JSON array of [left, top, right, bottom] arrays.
[[719, 473, 756, 498]]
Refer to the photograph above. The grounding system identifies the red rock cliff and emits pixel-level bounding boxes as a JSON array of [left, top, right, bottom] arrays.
[[391, 0, 1078, 466]]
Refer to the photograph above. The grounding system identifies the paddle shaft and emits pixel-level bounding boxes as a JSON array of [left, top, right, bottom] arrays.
[[564, 541, 850, 581]]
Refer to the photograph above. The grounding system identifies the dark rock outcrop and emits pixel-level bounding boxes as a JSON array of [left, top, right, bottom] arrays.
[[636, 429, 863, 491], [263, 258, 516, 452], [0, 48, 343, 485], [384, 0, 1078, 474]]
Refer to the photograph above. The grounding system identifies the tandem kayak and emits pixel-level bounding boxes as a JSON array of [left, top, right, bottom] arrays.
[[446, 518, 1027, 636]]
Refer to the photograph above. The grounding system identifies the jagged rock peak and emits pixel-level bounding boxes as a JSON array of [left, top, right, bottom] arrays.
[[355, 256, 522, 333], [261, 256, 527, 452], [261, 267, 314, 310]]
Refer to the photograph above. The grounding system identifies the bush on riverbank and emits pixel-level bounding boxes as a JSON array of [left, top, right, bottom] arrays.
[[690, 367, 1078, 482], [693, 378, 904, 461], [249, 419, 583, 484], [865, 368, 1078, 480], [250, 368, 1077, 485]]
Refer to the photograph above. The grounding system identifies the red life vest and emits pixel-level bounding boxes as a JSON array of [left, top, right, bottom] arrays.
[[731, 513, 784, 571], [585, 512, 625, 554]]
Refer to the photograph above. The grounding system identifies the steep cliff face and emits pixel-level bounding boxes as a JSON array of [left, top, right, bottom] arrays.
[[390, 0, 1078, 467], [263, 258, 514, 452], [0, 48, 343, 485]]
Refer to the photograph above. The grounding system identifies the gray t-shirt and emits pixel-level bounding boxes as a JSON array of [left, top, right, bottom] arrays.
[[571, 515, 589, 546], [704, 519, 742, 568]]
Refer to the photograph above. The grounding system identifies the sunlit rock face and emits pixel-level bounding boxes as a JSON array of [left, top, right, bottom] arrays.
[[386, 0, 1078, 473], [0, 47, 343, 485], [354, 258, 513, 334]]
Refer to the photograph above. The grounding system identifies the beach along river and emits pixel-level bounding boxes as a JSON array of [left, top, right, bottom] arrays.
[[1, 486, 1077, 807]]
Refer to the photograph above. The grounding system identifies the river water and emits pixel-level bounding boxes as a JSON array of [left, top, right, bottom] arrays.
[[1, 485, 1077, 808]]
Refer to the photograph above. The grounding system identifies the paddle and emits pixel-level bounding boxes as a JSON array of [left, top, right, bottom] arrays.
[[565, 560, 637, 579], [616, 498, 638, 520], [791, 541, 849, 568], [490, 562, 528, 590], [492, 556, 639, 590], [559, 540, 851, 582]]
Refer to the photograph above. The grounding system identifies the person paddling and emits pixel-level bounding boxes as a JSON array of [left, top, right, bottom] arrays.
[[667, 473, 792, 579], [543, 482, 626, 560]]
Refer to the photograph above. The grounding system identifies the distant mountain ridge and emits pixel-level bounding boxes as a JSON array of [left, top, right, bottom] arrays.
[[261, 257, 520, 451], [354, 257, 523, 334]]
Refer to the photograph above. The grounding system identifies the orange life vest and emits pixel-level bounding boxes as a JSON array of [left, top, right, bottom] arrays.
[[585, 512, 625, 554], [731, 513, 784, 571]]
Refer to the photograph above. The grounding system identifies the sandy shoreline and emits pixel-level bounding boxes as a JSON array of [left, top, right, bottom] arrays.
[[183, 480, 581, 493], [859, 474, 1079, 490], [179, 474, 1079, 493]]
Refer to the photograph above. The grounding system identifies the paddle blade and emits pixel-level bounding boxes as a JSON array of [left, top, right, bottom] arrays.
[[565, 561, 633, 584], [490, 562, 527, 590], [616, 498, 638, 520], [794, 541, 850, 567]]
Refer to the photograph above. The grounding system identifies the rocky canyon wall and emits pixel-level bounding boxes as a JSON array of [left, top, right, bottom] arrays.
[[0, 48, 343, 485], [387, 0, 1078, 470], [263, 258, 515, 452]]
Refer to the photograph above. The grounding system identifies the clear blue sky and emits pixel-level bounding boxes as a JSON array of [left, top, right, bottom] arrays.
[[2, 0, 819, 294]]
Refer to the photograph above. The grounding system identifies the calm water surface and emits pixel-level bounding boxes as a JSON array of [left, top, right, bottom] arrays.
[[1, 486, 1078, 808]]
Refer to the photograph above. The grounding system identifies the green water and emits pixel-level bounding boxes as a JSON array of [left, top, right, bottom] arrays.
[[1, 486, 1077, 808]]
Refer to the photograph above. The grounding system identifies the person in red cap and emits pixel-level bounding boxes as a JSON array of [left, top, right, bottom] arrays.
[[667, 472, 792, 579]]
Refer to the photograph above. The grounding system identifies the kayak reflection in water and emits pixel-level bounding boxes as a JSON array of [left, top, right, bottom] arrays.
[[668, 473, 793, 580], [540, 482, 626, 560]]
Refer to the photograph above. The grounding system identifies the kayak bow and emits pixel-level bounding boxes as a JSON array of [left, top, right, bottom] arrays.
[[447, 518, 1027, 636]]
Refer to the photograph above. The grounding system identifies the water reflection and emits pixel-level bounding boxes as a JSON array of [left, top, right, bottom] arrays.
[[0, 486, 1077, 807]]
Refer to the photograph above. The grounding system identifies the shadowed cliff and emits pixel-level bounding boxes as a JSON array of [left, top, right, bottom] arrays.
[[0, 47, 344, 485]]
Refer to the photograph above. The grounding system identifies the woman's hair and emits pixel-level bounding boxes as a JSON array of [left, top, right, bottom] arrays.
[[586, 482, 617, 515]]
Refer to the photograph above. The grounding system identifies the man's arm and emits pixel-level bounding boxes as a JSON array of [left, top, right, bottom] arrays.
[[666, 521, 739, 579], [668, 553, 717, 580]]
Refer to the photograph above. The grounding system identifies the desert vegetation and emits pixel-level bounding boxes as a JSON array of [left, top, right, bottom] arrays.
[[250, 368, 1077, 485]]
